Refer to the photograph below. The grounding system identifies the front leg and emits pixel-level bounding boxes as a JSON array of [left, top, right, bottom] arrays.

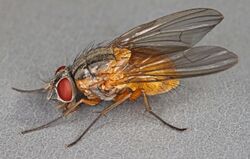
[[21, 115, 63, 134], [21, 98, 101, 134], [21, 102, 74, 134], [63, 98, 101, 116]]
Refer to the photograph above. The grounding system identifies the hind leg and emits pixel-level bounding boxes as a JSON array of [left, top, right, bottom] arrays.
[[142, 91, 187, 131]]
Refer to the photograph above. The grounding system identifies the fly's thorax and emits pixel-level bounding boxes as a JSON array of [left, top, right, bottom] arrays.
[[73, 47, 133, 101], [71, 47, 115, 80]]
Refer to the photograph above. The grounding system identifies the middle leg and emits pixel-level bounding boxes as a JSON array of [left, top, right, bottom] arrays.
[[66, 91, 131, 147]]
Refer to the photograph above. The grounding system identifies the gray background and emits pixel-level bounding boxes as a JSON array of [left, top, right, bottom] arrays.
[[0, 0, 249, 159]]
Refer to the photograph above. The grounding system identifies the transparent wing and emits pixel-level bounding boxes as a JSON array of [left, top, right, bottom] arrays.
[[122, 46, 238, 83], [112, 8, 223, 54]]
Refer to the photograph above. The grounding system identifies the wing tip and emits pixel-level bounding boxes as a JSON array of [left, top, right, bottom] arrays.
[[185, 8, 224, 22], [228, 51, 239, 66], [210, 46, 239, 68], [189, 8, 223, 16]]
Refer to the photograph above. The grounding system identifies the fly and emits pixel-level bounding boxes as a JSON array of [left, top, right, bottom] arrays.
[[13, 8, 238, 147]]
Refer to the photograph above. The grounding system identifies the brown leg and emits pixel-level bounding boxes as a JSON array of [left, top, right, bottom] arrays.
[[66, 92, 131, 147], [21, 115, 64, 134], [21, 98, 101, 135], [142, 91, 187, 131]]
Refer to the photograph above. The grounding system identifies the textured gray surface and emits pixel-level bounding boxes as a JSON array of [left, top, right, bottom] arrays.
[[0, 0, 249, 159]]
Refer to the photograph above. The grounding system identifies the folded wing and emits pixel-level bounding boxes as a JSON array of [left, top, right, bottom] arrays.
[[112, 8, 224, 54], [123, 46, 238, 83]]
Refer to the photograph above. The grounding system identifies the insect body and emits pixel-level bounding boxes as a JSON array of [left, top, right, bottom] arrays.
[[13, 8, 238, 147], [74, 47, 180, 101]]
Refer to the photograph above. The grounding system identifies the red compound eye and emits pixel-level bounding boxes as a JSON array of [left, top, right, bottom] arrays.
[[55, 65, 66, 74], [57, 78, 72, 102]]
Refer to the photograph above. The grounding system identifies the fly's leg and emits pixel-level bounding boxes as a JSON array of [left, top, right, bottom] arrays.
[[142, 91, 187, 131], [21, 115, 64, 134], [21, 98, 101, 135], [66, 92, 131, 147], [129, 88, 142, 101], [63, 98, 101, 116], [21, 103, 69, 134]]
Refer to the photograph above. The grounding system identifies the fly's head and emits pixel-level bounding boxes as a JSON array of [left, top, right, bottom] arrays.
[[46, 65, 77, 103]]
